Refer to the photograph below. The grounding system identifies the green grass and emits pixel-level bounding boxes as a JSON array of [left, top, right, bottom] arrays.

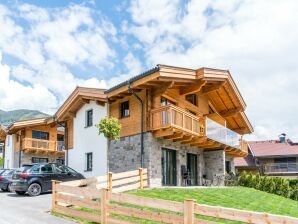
[[52, 187, 298, 224], [128, 187, 298, 218]]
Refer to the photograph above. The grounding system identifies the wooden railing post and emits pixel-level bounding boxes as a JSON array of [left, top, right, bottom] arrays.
[[51, 180, 61, 211], [139, 168, 143, 189], [108, 172, 113, 192], [184, 199, 195, 224], [101, 188, 109, 224]]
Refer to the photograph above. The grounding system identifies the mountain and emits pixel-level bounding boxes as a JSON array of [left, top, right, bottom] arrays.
[[0, 109, 50, 126]]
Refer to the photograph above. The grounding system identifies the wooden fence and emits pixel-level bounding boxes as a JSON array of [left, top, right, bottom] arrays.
[[52, 169, 298, 224]]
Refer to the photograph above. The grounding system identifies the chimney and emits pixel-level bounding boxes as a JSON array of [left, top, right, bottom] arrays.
[[279, 133, 286, 143]]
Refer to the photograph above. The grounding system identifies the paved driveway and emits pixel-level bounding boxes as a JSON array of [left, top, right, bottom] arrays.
[[0, 191, 76, 224]]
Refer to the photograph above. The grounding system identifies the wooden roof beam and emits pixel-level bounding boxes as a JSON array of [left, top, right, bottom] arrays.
[[201, 81, 226, 94], [179, 80, 206, 95], [220, 107, 243, 118], [152, 81, 174, 96], [164, 132, 183, 140]]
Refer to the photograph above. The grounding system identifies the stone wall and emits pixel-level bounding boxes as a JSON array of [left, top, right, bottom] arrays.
[[203, 150, 225, 185], [109, 132, 205, 187]]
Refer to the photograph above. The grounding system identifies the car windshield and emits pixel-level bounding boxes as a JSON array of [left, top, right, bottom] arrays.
[[55, 164, 77, 174]]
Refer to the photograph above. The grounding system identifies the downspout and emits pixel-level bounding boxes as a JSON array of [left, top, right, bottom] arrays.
[[127, 81, 144, 168], [54, 119, 68, 166], [18, 132, 22, 168]]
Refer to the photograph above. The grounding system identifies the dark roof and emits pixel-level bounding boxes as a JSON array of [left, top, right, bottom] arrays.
[[105, 66, 160, 93]]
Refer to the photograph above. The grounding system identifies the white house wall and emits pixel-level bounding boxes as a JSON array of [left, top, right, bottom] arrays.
[[4, 135, 14, 168], [68, 100, 107, 178]]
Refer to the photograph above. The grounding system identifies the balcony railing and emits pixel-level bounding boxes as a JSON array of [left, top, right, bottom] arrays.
[[151, 105, 205, 136], [22, 138, 65, 152], [151, 105, 246, 152], [206, 117, 241, 149], [263, 163, 298, 174]]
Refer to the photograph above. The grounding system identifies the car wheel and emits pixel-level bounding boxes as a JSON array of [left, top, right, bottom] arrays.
[[28, 183, 42, 196], [15, 191, 26, 195], [7, 183, 12, 192], [1, 188, 8, 192]]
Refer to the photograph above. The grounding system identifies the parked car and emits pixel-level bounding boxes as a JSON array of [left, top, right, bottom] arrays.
[[0, 169, 16, 192], [10, 163, 85, 196]]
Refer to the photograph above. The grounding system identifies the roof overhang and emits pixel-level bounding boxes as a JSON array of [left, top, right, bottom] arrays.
[[106, 64, 253, 134], [7, 117, 51, 134], [0, 126, 7, 141], [55, 86, 107, 121]]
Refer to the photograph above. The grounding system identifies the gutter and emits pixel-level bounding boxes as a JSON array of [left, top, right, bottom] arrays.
[[127, 81, 144, 168]]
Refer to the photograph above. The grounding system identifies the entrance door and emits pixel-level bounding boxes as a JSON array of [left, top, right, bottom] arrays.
[[187, 153, 198, 186], [162, 148, 177, 186]]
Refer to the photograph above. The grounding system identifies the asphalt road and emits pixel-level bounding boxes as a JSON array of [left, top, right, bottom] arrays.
[[0, 190, 76, 224]]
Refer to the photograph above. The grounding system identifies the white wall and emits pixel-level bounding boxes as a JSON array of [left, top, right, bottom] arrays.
[[68, 100, 108, 178], [4, 135, 14, 168]]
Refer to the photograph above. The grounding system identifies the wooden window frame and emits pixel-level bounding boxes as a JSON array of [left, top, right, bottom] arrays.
[[120, 101, 130, 118]]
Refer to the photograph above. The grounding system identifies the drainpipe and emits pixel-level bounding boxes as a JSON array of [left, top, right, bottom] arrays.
[[54, 119, 68, 166], [127, 81, 144, 168]]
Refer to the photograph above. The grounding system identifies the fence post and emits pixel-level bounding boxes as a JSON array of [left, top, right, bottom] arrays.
[[139, 168, 143, 189], [101, 188, 109, 224], [108, 172, 113, 192], [51, 180, 60, 211], [184, 199, 195, 224]]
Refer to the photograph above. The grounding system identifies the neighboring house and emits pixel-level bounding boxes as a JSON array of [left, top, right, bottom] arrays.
[[0, 126, 6, 159], [235, 134, 298, 177], [4, 118, 65, 168], [55, 87, 107, 178], [105, 64, 253, 187]]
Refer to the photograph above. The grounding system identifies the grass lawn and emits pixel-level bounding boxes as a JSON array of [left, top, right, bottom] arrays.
[[128, 187, 298, 218], [52, 187, 298, 224]]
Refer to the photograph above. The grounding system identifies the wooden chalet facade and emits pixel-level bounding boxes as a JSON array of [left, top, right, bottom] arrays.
[[106, 64, 253, 187], [4, 118, 65, 168]]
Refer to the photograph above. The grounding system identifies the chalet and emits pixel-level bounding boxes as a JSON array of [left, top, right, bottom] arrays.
[[55, 87, 107, 178], [106, 64, 253, 187], [3, 118, 65, 168], [235, 134, 298, 177]]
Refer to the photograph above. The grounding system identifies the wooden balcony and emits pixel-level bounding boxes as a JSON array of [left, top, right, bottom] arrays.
[[22, 138, 65, 156], [151, 105, 247, 156]]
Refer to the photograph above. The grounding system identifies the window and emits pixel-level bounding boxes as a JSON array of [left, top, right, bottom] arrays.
[[32, 157, 48, 163], [185, 94, 197, 106], [56, 159, 65, 165], [32, 131, 49, 140], [225, 161, 231, 173], [86, 153, 93, 171], [120, 101, 130, 118], [86, 109, 93, 127], [160, 97, 176, 106], [57, 134, 64, 141], [40, 164, 53, 174]]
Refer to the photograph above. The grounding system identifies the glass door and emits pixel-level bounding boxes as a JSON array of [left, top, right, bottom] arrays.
[[162, 148, 177, 186], [187, 153, 198, 186]]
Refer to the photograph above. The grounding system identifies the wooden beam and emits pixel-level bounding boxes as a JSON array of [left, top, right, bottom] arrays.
[[220, 107, 243, 118], [190, 137, 207, 146], [164, 132, 183, 140], [233, 127, 248, 134], [179, 135, 194, 144], [81, 98, 90, 104], [179, 80, 206, 95], [201, 81, 226, 94], [152, 81, 174, 96], [152, 128, 175, 138], [96, 100, 106, 106]]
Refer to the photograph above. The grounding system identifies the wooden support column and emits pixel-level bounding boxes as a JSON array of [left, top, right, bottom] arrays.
[[108, 172, 113, 192], [139, 168, 143, 189], [184, 199, 195, 224], [51, 180, 61, 211], [100, 188, 109, 224]]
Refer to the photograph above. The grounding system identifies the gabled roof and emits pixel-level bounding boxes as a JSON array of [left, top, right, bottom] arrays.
[[0, 125, 7, 141], [248, 140, 298, 158], [55, 86, 107, 121], [7, 117, 52, 134], [106, 64, 253, 134]]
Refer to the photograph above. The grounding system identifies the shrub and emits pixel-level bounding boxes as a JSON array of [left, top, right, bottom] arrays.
[[290, 185, 298, 200], [96, 117, 121, 140]]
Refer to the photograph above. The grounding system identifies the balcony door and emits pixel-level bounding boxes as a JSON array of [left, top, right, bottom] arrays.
[[160, 97, 176, 126], [162, 148, 177, 186], [187, 153, 198, 186]]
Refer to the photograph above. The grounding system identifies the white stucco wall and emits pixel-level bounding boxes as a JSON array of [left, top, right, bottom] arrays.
[[4, 135, 14, 168], [68, 100, 108, 178]]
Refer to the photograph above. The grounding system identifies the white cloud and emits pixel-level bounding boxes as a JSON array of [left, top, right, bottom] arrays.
[[0, 53, 57, 114], [125, 0, 298, 141]]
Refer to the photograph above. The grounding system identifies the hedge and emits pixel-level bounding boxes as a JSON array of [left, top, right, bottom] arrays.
[[238, 172, 298, 201]]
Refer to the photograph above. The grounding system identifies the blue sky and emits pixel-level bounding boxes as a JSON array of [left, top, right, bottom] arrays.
[[0, 0, 298, 141]]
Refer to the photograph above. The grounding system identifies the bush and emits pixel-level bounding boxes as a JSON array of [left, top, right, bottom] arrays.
[[96, 117, 121, 140], [236, 173, 297, 201]]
